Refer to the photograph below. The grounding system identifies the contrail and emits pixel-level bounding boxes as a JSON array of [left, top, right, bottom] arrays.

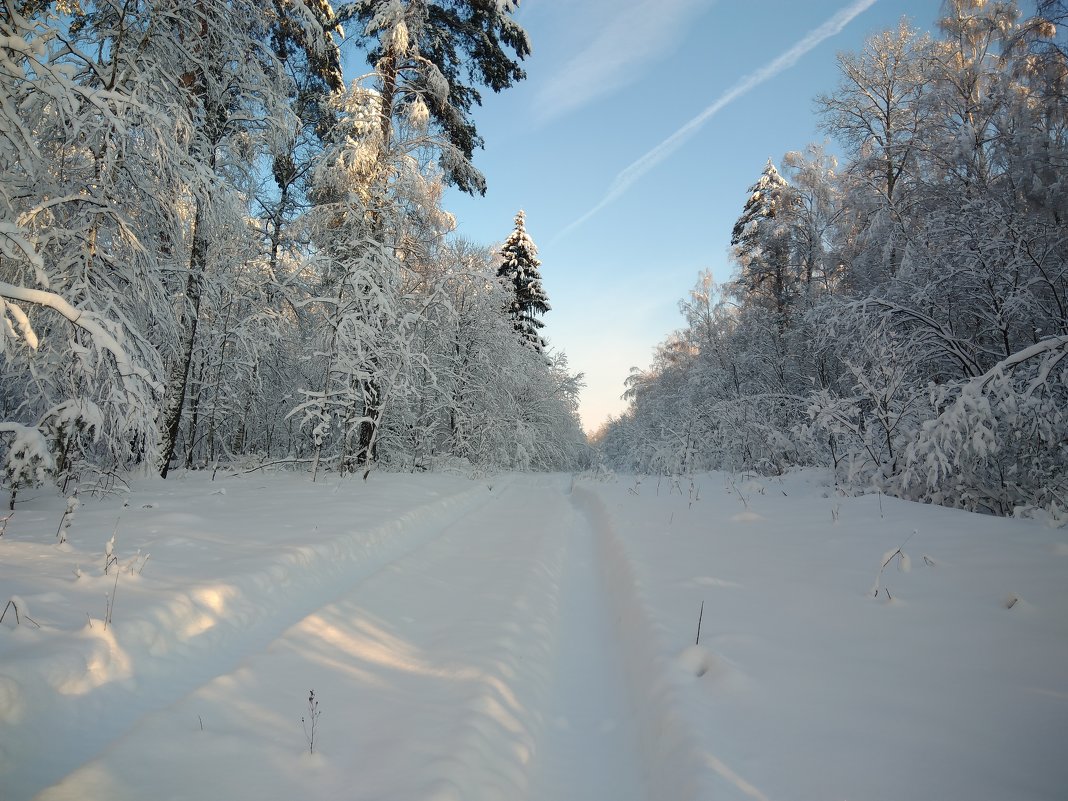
[[553, 0, 878, 242]]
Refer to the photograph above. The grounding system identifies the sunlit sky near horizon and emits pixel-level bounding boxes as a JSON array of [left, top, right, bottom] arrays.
[[347, 0, 941, 432]]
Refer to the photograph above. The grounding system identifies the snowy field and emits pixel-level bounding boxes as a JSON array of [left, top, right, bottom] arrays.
[[1, 469, 1066, 801]]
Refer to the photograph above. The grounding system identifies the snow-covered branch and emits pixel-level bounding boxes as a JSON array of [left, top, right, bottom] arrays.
[[0, 282, 160, 394]]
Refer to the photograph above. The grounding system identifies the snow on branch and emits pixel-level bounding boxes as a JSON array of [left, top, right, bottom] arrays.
[[0, 281, 161, 395], [973, 335, 1068, 394], [902, 336, 1068, 516], [0, 222, 46, 284], [857, 298, 984, 378]]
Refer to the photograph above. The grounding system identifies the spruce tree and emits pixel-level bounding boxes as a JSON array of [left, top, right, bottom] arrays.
[[729, 159, 802, 323], [497, 210, 550, 353]]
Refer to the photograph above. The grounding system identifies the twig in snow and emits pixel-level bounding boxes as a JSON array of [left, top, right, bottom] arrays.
[[872, 529, 917, 600], [695, 600, 705, 645], [55, 490, 79, 543], [231, 457, 316, 476], [104, 567, 120, 629], [1, 598, 40, 628]]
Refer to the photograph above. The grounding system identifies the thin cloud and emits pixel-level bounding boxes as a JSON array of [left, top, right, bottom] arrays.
[[533, 0, 711, 123], [554, 0, 878, 242]]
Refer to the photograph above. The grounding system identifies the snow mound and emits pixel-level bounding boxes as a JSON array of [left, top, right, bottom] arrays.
[[677, 645, 726, 680], [731, 511, 765, 523]]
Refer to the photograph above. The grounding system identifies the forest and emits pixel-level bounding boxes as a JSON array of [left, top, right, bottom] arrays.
[[596, 0, 1068, 520], [2, 0, 1066, 522], [0, 0, 588, 505], [2, 6, 1067, 800]]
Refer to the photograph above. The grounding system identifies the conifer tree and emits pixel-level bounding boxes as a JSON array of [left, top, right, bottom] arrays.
[[341, 0, 532, 195], [497, 210, 550, 353], [729, 159, 802, 322]]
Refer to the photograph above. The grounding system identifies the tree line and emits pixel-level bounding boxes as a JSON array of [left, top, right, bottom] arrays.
[[0, 0, 587, 504], [595, 0, 1067, 519]]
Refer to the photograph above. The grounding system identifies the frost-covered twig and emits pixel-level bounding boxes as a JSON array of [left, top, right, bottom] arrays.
[[0, 281, 161, 394], [104, 531, 118, 574]]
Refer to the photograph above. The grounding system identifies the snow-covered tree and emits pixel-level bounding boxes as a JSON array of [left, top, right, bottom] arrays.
[[497, 210, 550, 353], [153, 0, 342, 477], [902, 336, 1068, 516], [340, 0, 531, 195], [0, 4, 174, 488], [729, 160, 804, 324]]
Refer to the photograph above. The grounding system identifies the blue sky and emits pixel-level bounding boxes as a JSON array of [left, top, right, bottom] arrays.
[[381, 0, 941, 431]]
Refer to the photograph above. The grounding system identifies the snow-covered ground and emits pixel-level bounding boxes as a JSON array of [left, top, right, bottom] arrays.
[[1, 469, 1065, 801]]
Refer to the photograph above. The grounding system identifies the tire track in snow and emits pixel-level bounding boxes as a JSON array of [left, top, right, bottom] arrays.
[[527, 494, 649, 801], [571, 484, 732, 801]]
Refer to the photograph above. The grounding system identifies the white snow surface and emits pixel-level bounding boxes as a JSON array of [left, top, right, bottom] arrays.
[[1, 469, 1066, 801]]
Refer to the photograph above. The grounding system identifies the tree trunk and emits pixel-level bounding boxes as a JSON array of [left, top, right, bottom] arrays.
[[184, 351, 207, 468], [159, 203, 208, 478]]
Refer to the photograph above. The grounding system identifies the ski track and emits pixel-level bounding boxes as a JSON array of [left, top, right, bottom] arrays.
[[528, 493, 647, 801], [3, 477, 506, 801], [24, 476, 700, 801]]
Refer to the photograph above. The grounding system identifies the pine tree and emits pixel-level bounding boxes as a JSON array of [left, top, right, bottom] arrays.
[[729, 159, 802, 323], [497, 210, 550, 353], [341, 0, 532, 195]]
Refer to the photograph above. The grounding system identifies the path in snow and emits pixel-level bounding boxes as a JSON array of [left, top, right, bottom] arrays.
[[527, 494, 647, 801], [31, 477, 656, 801]]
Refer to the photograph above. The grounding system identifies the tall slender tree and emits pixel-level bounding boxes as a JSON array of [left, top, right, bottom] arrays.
[[497, 210, 550, 353]]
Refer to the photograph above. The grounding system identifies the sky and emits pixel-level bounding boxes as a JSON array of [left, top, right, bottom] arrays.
[[357, 0, 943, 432]]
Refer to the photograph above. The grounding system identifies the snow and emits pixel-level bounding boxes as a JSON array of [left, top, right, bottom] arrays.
[[1, 469, 1066, 800]]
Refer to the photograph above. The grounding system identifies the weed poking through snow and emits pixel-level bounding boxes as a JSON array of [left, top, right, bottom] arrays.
[[303, 689, 321, 754], [695, 600, 705, 645], [56, 491, 79, 544], [872, 529, 917, 601], [1, 596, 40, 627]]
